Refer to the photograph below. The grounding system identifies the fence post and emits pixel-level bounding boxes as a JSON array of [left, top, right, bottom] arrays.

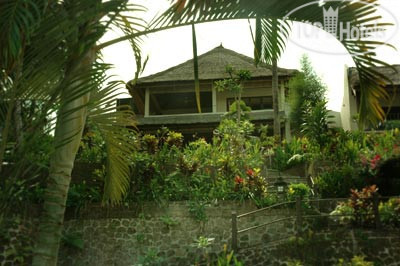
[[231, 211, 238, 252], [296, 196, 303, 236], [373, 193, 381, 229]]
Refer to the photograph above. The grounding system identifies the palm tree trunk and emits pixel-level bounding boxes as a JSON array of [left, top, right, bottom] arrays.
[[14, 99, 23, 146], [0, 98, 15, 173], [272, 57, 281, 140], [32, 49, 95, 266]]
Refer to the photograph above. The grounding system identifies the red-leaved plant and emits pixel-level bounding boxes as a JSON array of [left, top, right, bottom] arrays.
[[349, 185, 378, 227]]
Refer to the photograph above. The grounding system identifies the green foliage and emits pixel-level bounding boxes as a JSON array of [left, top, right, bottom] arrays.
[[330, 203, 355, 225], [331, 187, 400, 228], [301, 100, 333, 147], [165, 131, 183, 147], [272, 137, 310, 171], [253, 18, 291, 66], [379, 198, 400, 226], [214, 66, 251, 123], [137, 249, 164, 266], [311, 129, 400, 198], [192, 236, 215, 249], [316, 165, 364, 198], [160, 215, 179, 227], [216, 245, 243, 266], [214, 66, 251, 95], [61, 231, 84, 250], [0, 216, 35, 265], [381, 120, 400, 130], [336, 255, 374, 266], [188, 201, 208, 222], [128, 123, 267, 206], [288, 54, 327, 133], [251, 194, 280, 208], [348, 185, 378, 227], [64, 122, 400, 212], [287, 260, 304, 266], [287, 183, 311, 202], [76, 125, 106, 163], [330, 185, 379, 227], [66, 182, 102, 214], [226, 100, 251, 121], [0, 177, 45, 215]]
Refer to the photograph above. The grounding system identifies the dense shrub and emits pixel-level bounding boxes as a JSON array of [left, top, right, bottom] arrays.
[[330, 185, 400, 228], [287, 183, 311, 202], [125, 120, 269, 205], [69, 117, 400, 207], [379, 197, 400, 227], [316, 166, 364, 198], [313, 130, 400, 197]]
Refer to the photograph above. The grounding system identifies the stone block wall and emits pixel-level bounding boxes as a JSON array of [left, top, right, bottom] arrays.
[[58, 201, 400, 266]]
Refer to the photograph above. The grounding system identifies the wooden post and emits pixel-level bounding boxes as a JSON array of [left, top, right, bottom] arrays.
[[231, 211, 238, 252], [212, 84, 217, 113], [373, 193, 381, 229], [296, 196, 303, 236], [144, 87, 150, 117]]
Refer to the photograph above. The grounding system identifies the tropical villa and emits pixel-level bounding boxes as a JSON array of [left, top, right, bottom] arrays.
[[341, 65, 400, 130], [121, 45, 297, 139]]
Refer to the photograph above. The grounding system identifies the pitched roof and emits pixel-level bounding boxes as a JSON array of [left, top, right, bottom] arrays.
[[348, 65, 400, 87], [134, 45, 297, 84]]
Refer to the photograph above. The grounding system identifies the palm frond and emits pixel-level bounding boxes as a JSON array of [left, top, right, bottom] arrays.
[[109, 3, 149, 85], [253, 18, 291, 66], [86, 64, 136, 205], [157, 0, 394, 127], [1, 0, 142, 202], [0, 0, 44, 71]]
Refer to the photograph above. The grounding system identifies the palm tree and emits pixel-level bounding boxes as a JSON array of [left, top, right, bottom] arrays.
[[1, 1, 145, 264], [253, 18, 291, 139]]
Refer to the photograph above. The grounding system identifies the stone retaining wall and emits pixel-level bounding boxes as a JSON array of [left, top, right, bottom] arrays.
[[58, 201, 400, 266]]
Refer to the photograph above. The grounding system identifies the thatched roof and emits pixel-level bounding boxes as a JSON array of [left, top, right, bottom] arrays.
[[348, 65, 400, 88], [133, 45, 297, 85]]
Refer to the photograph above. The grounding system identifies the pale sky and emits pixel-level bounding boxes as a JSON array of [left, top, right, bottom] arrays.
[[101, 0, 400, 112]]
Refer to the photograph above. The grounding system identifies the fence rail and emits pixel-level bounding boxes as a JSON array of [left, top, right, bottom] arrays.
[[231, 195, 399, 251]]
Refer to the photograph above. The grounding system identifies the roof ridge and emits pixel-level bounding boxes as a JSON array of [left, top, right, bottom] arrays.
[[131, 45, 296, 85]]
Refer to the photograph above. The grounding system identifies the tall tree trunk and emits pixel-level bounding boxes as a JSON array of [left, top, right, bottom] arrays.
[[192, 23, 201, 113], [0, 98, 15, 173], [237, 91, 242, 124], [32, 49, 95, 266], [14, 100, 23, 146], [272, 57, 281, 140]]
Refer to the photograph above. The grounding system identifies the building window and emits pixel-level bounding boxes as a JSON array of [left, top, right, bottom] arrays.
[[384, 107, 400, 120], [150, 91, 212, 115], [227, 96, 273, 111], [116, 98, 138, 113]]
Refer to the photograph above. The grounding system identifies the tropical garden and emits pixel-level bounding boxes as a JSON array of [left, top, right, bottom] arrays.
[[0, 0, 399, 265]]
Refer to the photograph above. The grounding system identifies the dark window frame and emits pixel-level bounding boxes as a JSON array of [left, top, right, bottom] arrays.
[[226, 96, 273, 111]]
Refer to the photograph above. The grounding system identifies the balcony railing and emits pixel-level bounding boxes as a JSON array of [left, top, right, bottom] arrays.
[[137, 110, 286, 125]]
